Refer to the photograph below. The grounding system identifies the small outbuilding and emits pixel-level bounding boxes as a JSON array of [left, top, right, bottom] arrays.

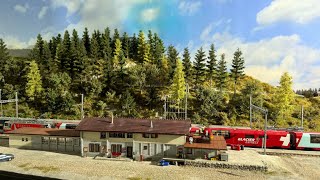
[[6, 127, 80, 154], [183, 135, 227, 160]]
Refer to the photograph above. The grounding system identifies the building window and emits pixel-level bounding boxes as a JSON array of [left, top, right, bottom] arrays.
[[89, 143, 100, 152], [109, 132, 126, 138], [310, 134, 320, 143], [111, 144, 122, 153], [143, 133, 150, 138], [66, 138, 73, 145], [58, 138, 65, 145], [151, 134, 158, 138], [22, 138, 24, 141], [100, 132, 106, 139], [73, 139, 79, 146], [186, 148, 192, 154], [143, 133, 157, 138], [127, 133, 133, 138], [143, 145, 148, 150], [26, 138, 28, 142], [50, 137, 57, 144], [245, 134, 255, 138], [41, 137, 49, 144]]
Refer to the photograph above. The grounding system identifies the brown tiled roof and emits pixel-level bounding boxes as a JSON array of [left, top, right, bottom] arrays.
[[75, 117, 191, 135], [6, 127, 80, 137], [184, 136, 227, 150]]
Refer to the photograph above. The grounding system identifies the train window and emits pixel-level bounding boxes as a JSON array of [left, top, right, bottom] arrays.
[[245, 135, 254, 138], [310, 134, 320, 143], [259, 135, 269, 139], [220, 130, 230, 138]]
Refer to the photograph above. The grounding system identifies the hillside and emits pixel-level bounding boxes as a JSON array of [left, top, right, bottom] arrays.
[[0, 28, 319, 132]]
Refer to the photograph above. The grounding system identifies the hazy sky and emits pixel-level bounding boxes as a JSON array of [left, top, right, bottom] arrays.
[[1, 0, 320, 90]]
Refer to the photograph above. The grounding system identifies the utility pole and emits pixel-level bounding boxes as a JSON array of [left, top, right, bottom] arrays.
[[264, 110, 268, 155], [0, 89, 2, 117], [250, 94, 252, 128], [301, 105, 304, 128], [81, 94, 84, 120], [185, 84, 189, 120], [15, 92, 18, 119], [250, 103, 268, 155]]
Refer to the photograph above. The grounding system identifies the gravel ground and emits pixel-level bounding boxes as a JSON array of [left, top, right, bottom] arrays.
[[0, 147, 319, 180]]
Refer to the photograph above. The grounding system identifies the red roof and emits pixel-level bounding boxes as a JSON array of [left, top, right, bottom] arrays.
[[6, 127, 80, 137], [76, 117, 191, 135], [184, 136, 227, 150]]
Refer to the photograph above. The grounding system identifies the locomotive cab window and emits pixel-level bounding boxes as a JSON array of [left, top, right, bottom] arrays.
[[310, 134, 320, 143]]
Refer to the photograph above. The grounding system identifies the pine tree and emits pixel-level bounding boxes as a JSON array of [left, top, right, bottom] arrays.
[[147, 30, 154, 63], [121, 32, 130, 58], [70, 29, 85, 79], [82, 27, 91, 57], [275, 72, 295, 125], [160, 55, 169, 85], [137, 30, 147, 64], [26, 60, 43, 100], [42, 41, 52, 74], [170, 59, 186, 101], [31, 34, 44, 65], [182, 47, 192, 85], [63, 30, 71, 68], [113, 38, 122, 67], [102, 28, 112, 61], [0, 38, 10, 73], [167, 45, 179, 79], [90, 36, 100, 60], [118, 51, 126, 84], [216, 54, 228, 92], [153, 33, 165, 67], [193, 47, 206, 87], [130, 33, 138, 62], [207, 44, 218, 87], [112, 28, 120, 53], [143, 43, 151, 64], [230, 48, 245, 95]]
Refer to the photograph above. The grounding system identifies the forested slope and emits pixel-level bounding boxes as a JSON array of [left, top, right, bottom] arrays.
[[0, 28, 319, 132]]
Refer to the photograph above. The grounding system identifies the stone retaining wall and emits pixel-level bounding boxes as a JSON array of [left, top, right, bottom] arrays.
[[185, 161, 268, 172]]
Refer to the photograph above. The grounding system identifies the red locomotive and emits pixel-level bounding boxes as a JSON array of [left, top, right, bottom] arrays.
[[190, 125, 320, 151]]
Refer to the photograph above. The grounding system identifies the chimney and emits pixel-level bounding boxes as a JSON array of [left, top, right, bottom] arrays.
[[111, 113, 114, 124], [150, 120, 153, 128]]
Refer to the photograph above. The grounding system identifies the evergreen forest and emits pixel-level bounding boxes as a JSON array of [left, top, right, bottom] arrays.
[[0, 28, 319, 132]]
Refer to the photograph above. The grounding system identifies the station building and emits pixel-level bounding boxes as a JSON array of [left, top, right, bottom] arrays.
[[75, 117, 191, 160]]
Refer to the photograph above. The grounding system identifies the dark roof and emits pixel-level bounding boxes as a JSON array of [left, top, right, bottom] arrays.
[[184, 136, 227, 150], [75, 117, 191, 135], [6, 128, 80, 137]]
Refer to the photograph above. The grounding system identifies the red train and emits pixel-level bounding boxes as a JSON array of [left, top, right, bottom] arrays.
[[190, 126, 320, 150], [2, 121, 79, 133], [3, 122, 46, 132]]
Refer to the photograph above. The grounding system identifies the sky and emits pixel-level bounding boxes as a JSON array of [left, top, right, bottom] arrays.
[[1, 0, 320, 90]]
